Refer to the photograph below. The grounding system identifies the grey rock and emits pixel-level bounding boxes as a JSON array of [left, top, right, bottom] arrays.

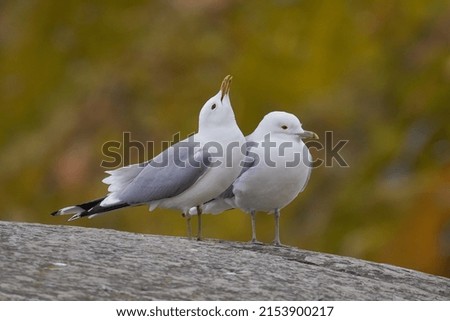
[[0, 221, 448, 300]]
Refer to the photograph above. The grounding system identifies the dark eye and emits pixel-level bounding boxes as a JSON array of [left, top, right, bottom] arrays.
[[211, 104, 216, 110], [281, 125, 288, 130]]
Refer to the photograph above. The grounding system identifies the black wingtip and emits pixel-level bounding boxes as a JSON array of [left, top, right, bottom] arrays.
[[50, 210, 59, 216]]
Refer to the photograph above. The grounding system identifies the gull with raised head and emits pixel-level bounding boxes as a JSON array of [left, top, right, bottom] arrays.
[[52, 75, 246, 241]]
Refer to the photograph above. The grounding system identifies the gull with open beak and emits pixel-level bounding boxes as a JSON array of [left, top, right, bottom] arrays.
[[51, 75, 246, 241], [189, 111, 318, 245]]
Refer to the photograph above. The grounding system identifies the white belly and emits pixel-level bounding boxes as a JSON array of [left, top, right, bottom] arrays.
[[234, 142, 312, 213]]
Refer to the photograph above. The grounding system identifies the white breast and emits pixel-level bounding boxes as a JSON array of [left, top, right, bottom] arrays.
[[233, 139, 311, 213]]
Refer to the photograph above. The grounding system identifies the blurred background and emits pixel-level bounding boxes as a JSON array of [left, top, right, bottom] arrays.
[[0, 0, 449, 277]]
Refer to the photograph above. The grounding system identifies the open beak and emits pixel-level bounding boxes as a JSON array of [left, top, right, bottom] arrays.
[[220, 75, 233, 101], [298, 130, 319, 140]]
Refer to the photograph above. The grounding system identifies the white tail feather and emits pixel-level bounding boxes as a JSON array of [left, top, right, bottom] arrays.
[[188, 199, 235, 216], [188, 206, 199, 215], [56, 206, 84, 216], [102, 163, 144, 193]]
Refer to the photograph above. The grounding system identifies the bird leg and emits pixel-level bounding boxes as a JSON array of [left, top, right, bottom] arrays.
[[250, 210, 262, 244], [272, 208, 282, 246], [182, 212, 192, 240], [196, 205, 203, 241]]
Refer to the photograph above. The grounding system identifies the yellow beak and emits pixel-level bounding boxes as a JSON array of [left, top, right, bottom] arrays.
[[220, 75, 233, 101]]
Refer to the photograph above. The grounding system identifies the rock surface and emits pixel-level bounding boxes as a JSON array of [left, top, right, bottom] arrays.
[[0, 221, 448, 300]]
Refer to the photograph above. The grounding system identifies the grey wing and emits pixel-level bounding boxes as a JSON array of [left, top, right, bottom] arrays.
[[214, 182, 235, 200], [117, 141, 211, 204]]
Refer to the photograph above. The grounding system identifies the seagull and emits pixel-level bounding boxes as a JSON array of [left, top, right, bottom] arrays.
[[189, 111, 318, 245], [51, 75, 246, 241]]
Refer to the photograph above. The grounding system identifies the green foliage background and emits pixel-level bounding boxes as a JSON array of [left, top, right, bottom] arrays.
[[1, 0, 449, 277]]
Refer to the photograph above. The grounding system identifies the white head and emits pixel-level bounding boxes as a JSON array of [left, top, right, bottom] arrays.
[[251, 111, 319, 141], [198, 75, 237, 133]]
